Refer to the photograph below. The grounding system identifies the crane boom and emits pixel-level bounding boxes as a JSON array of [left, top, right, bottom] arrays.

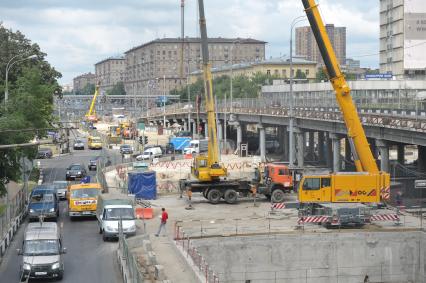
[[301, 0, 378, 174], [86, 84, 100, 118], [198, 0, 220, 167]]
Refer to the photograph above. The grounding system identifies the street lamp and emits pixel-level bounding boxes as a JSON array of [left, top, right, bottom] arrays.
[[229, 40, 240, 114], [4, 54, 37, 105], [289, 16, 306, 167]]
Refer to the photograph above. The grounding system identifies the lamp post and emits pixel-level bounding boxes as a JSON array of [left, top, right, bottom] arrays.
[[229, 40, 240, 114], [289, 16, 306, 167], [4, 54, 37, 105]]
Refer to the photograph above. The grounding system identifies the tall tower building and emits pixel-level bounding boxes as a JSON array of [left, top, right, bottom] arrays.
[[380, 0, 426, 79], [296, 24, 346, 66]]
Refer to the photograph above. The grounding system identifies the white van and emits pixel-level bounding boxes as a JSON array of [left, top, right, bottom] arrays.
[[184, 140, 208, 154], [136, 146, 162, 160]]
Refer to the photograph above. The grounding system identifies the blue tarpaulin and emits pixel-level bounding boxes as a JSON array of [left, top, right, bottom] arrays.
[[128, 171, 157, 200]]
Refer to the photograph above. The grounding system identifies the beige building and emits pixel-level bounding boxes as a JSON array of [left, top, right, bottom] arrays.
[[95, 57, 125, 92], [296, 24, 346, 66], [189, 57, 318, 83], [124, 37, 266, 96], [380, 0, 426, 79], [73, 72, 96, 92]]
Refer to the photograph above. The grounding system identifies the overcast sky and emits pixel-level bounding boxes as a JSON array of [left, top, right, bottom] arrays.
[[1, 0, 379, 85]]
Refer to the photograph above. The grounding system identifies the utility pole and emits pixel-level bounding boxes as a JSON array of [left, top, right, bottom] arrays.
[[180, 0, 185, 85]]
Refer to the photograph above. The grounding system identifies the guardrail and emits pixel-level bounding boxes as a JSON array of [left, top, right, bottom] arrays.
[[144, 100, 426, 133]]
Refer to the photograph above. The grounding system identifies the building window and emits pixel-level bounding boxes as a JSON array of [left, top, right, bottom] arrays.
[[305, 69, 309, 75], [274, 69, 279, 75], [266, 70, 271, 76], [282, 69, 287, 77]]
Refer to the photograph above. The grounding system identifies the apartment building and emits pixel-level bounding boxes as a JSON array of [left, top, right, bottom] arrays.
[[123, 37, 266, 96], [94, 57, 125, 92], [73, 72, 96, 92], [295, 24, 346, 66]]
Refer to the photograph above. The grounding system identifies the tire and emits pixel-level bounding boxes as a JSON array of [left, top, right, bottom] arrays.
[[207, 189, 221, 204], [202, 190, 209, 199], [57, 272, 63, 280], [271, 189, 285, 203], [224, 189, 238, 204]]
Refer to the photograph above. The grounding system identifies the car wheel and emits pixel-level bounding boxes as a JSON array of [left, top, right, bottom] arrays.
[[57, 271, 63, 280]]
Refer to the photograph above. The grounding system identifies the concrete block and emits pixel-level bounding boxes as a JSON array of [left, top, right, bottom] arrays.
[[142, 240, 152, 252], [147, 251, 157, 266], [154, 265, 166, 280]]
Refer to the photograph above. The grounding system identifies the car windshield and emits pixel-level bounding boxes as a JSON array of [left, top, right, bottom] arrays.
[[31, 193, 54, 203], [69, 165, 82, 170], [70, 188, 99, 198], [24, 239, 59, 256], [105, 208, 135, 220], [75, 139, 83, 143], [121, 145, 131, 148], [92, 138, 101, 142]]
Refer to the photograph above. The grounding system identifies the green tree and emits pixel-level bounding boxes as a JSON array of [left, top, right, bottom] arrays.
[[315, 68, 328, 82], [107, 82, 126, 96], [0, 24, 61, 195], [75, 83, 95, 96], [295, 69, 307, 80]]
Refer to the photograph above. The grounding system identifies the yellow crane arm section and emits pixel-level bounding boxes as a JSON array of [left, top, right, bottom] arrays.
[[198, 0, 219, 167], [86, 84, 100, 117], [301, 0, 379, 174]]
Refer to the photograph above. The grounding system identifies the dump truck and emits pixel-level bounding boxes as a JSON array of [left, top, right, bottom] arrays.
[[253, 163, 293, 203]]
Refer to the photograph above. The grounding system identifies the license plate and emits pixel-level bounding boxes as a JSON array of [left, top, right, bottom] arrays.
[[35, 272, 47, 276], [82, 211, 92, 215]]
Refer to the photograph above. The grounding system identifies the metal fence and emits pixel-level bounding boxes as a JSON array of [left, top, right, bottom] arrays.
[[175, 225, 220, 283], [118, 234, 145, 283], [0, 187, 26, 243]]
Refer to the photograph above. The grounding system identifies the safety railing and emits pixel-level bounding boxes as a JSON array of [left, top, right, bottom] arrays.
[[174, 224, 220, 283], [118, 233, 145, 283]]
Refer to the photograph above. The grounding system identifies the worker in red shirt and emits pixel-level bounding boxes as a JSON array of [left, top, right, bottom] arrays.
[[155, 208, 168, 237]]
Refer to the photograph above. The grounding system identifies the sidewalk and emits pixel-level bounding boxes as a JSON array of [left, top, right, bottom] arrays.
[[104, 170, 198, 283]]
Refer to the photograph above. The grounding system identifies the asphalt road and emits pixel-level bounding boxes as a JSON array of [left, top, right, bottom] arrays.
[[0, 141, 123, 283]]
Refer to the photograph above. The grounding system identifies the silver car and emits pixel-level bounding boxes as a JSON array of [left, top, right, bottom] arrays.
[[53, 181, 68, 200], [73, 139, 84, 150], [18, 222, 66, 281]]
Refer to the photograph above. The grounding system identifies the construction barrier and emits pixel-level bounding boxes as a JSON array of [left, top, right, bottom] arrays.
[[271, 203, 286, 209], [380, 186, 390, 200], [135, 207, 153, 219], [184, 153, 192, 159], [370, 214, 399, 221], [297, 216, 329, 224]]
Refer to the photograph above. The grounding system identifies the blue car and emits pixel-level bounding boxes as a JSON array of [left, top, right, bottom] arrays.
[[28, 185, 59, 221]]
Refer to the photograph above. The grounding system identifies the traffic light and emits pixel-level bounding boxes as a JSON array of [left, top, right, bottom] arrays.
[[138, 136, 143, 144], [144, 136, 148, 145]]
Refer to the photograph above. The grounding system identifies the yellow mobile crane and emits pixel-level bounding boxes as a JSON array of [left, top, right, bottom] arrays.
[[179, 0, 252, 204], [85, 84, 100, 123], [298, 0, 390, 225]]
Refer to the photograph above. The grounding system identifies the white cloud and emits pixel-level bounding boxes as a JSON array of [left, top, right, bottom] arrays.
[[0, 0, 380, 84]]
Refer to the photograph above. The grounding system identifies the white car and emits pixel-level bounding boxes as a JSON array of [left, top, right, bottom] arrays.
[[136, 147, 162, 160]]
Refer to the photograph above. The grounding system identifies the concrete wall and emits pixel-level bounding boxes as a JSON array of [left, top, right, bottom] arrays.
[[193, 231, 425, 283]]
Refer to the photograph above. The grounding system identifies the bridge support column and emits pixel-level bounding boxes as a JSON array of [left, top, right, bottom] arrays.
[[418, 146, 426, 172], [236, 123, 242, 152], [183, 120, 188, 132], [217, 121, 223, 141], [258, 124, 266, 162], [330, 133, 341, 172], [318, 132, 325, 165], [296, 129, 304, 167], [203, 120, 208, 139], [282, 127, 289, 161], [376, 139, 389, 172], [192, 120, 197, 137], [397, 144, 405, 165], [308, 132, 315, 160], [326, 133, 333, 169]]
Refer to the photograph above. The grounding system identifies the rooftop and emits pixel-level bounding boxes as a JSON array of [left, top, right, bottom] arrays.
[[95, 56, 125, 66], [125, 37, 267, 54], [190, 57, 317, 75]]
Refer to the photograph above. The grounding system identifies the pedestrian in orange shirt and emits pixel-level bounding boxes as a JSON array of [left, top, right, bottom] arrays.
[[155, 208, 168, 237]]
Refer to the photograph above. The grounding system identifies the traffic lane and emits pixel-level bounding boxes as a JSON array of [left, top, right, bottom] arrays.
[[0, 150, 122, 283]]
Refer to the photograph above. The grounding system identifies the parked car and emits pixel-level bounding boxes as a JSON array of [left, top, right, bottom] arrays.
[[53, 181, 69, 200], [73, 139, 85, 150], [65, 164, 87, 180], [37, 148, 53, 159], [28, 185, 59, 221], [119, 144, 133, 155], [18, 222, 66, 281]]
